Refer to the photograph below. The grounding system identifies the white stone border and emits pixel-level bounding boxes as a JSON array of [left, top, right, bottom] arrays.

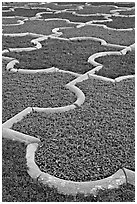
[[87, 44, 135, 82], [25, 143, 134, 196]]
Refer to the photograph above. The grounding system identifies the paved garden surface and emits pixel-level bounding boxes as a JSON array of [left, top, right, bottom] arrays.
[[2, 1, 135, 202]]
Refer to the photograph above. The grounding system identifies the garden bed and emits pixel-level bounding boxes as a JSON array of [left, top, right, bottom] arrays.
[[95, 51, 135, 79], [2, 139, 134, 202], [41, 12, 107, 23], [3, 38, 121, 73], [12, 78, 135, 182], [88, 2, 135, 7], [118, 9, 135, 16], [2, 35, 38, 50], [60, 25, 135, 46], [38, 2, 83, 11], [2, 7, 51, 17], [93, 16, 135, 29], [75, 5, 118, 15], [2, 71, 76, 123], [2, 6, 13, 10], [2, 17, 23, 25], [2, 19, 77, 35]]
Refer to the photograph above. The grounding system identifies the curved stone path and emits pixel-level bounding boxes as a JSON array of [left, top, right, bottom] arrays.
[[2, 2, 135, 198]]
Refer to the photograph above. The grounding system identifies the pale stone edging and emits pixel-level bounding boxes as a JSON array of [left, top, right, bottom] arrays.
[[2, 128, 40, 144], [87, 45, 135, 82], [25, 142, 135, 196]]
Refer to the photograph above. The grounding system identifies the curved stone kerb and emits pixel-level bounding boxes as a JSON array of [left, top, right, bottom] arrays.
[[65, 84, 85, 107], [26, 143, 132, 196], [88, 51, 122, 67], [120, 43, 135, 55], [2, 128, 40, 144], [6, 59, 19, 71]]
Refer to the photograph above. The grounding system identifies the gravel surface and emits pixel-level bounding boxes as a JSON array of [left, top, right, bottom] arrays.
[[59, 25, 135, 46], [2, 71, 76, 123], [95, 51, 135, 79], [2, 35, 38, 50], [2, 19, 77, 34], [12, 78, 135, 182], [2, 138, 135, 202], [93, 16, 135, 29], [3, 38, 121, 73]]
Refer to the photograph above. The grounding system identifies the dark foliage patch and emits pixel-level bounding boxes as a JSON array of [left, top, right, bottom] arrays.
[[2, 19, 77, 35], [60, 25, 135, 46], [2, 7, 51, 17], [3, 38, 121, 73], [75, 5, 118, 15], [118, 9, 135, 16], [93, 16, 135, 29], [2, 35, 37, 50], [2, 70, 76, 123], [12, 78, 135, 182], [41, 12, 106, 23], [2, 6, 13, 10], [88, 2, 135, 7], [2, 17, 22, 25], [2, 138, 135, 202], [95, 51, 135, 79]]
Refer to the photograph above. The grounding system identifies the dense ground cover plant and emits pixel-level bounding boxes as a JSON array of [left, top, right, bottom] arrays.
[[75, 5, 118, 14], [2, 138, 135, 202], [41, 12, 107, 23], [2, 2, 29, 7], [2, 35, 38, 50], [4, 38, 121, 73], [60, 25, 135, 46], [41, 2, 83, 10], [2, 7, 51, 17], [12, 78, 135, 182], [2, 19, 77, 35], [2, 70, 76, 123], [2, 6, 13, 10], [2, 17, 23, 25], [95, 51, 135, 79], [55, 2, 86, 5], [118, 9, 135, 15], [93, 16, 135, 29], [88, 2, 135, 7]]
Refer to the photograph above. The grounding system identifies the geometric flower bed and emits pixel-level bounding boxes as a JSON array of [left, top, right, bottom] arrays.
[[2, 35, 38, 49], [93, 16, 135, 29], [2, 2, 135, 202], [11, 78, 135, 182], [118, 9, 135, 16], [3, 38, 122, 74], [87, 2, 135, 7], [2, 8, 51, 17], [2, 139, 135, 202], [2, 19, 78, 35], [59, 25, 135, 46], [41, 12, 108, 23], [75, 5, 119, 15], [2, 71, 76, 123], [94, 51, 135, 79], [2, 17, 25, 25]]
